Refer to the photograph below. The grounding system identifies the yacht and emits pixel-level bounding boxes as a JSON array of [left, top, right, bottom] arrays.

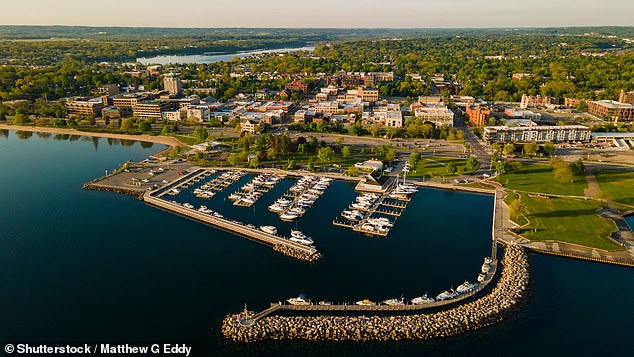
[[456, 280, 478, 294], [356, 299, 376, 306], [383, 297, 405, 306], [280, 212, 299, 221], [436, 289, 459, 301], [268, 203, 285, 212], [411, 294, 435, 305], [260, 226, 278, 235], [361, 223, 376, 232], [481, 262, 491, 274], [289, 231, 314, 245], [367, 217, 394, 227], [318, 301, 332, 306], [198, 206, 213, 214], [213, 212, 224, 219], [277, 198, 292, 205], [477, 273, 486, 283], [484, 257, 492, 264], [183, 203, 194, 209], [287, 295, 310, 305]]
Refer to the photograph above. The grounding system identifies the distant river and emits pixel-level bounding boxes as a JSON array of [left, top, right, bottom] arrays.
[[137, 46, 315, 65], [0, 129, 633, 356]]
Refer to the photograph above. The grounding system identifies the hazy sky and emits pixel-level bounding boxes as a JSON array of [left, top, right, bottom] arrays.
[[1, 0, 633, 28]]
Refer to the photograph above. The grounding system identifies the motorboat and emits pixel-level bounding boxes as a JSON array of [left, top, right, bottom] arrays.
[[481, 262, 491, 274], [411, 294, 435, 305], [287, 295, 310, 305], [361, 224, 376, 232], [318, 301, 332, 306], [268, 203, 285, 212], [260, 226, 278, 235], [198, 205, 213, 214], [356, 299, 375, 306], [436, 289, 459, 301], [456, 280, 478, 294], [383, 297, 405, 306], [280, 212, 299, 221], [183, 203, 194, 209], [477, 273, 486, 283], [367, 217, 393, 227], [289, 230, 314, 245]]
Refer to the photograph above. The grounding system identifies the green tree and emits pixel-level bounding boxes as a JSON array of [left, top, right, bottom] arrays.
[[347, 166, 359, 176], [161, 125, 170, 135], [249, 156, 260, 168], [193, 126, 209, 143], [297, 143, 307, 156], [570, 159, 585, 175], [495, 161, 507, 174], [465, 156, 480, 172], [341, 145, 352, 158], [508, 198, 527, 221], [13, 114, 30, 125], [370, 123, 380, 138], [408, 152, 421, 166], [287, 159, 296, 170], [385, 148, 396, 163], [523, 142, 539, 157], [503, 143, 516, 156], [446, 162, 457, 175], [227, 153, 239, 166], [543, 141, 556, 157], [317, 146, 335, 163], [120, 118, 134, 132], [138, 121, 152, 132]]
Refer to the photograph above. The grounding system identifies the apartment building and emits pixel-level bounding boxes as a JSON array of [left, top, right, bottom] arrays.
[[132, 100, 171, 120], [414, 104, 455, 127], [520, 94, 558, 109], [65, 97, 104, 118], [619, 90, 634, 105], [163, 73, 182, 96], [483, 125, 591, 143], [588, 100, 634, 121], [466, 104, 491, 127]]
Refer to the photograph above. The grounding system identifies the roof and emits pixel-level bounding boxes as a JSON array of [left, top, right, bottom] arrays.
[[591, 132, 634, 138]]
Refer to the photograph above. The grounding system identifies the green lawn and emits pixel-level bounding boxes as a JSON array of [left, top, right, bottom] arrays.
[[407, 157, 472, 178], [169, 134, 199, 145], [594, 169, 634, 206], [495, 163, 587, 196], [511, 193, 621, 251]]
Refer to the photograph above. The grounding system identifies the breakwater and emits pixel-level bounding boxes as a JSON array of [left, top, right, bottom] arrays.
[[83, 182, 144, 199], [221, 244, 528, 342]]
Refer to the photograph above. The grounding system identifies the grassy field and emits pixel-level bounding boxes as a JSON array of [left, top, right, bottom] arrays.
[[510, 193, 621, 251], [594, 169, 634, 206], [495, 162, 587, 196], [407, 157, 472, 178]]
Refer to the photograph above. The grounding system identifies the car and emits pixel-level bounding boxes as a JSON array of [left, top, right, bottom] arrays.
[[142, 179, 150, 183], [162, 180, 169, 183]]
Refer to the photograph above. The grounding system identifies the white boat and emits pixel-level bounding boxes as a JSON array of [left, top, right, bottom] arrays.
[[198, 205, 213, 214], [361, 224, 376, 232], [456, 280, 478, 294], [477, 273, 486, 283], [367, 217, 394, 227], [318, 300, 332, 306], [268, 203, 285, 212], [289, 230, 314, 245], [280, 212, 299, 221], [183, 203, 194, 209], [213, 212, 224, 219], [481, 262, 491, 274], [484, 257, 492, 264], [287, 295, 310, 305], [383, 297, 405, 306], [411, 294, 435, 304], [260, 226, 278, 235], [356, 299, 375, 306], [436, 289, 459, 301], [277, 198, 292, 205]]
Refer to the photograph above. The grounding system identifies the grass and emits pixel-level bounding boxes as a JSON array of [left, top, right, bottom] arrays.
[[495, 162, 587, 196], [407, 157, 472, 178], [169, 134, 200, 146], [504, 191, 529, 226], [511, 193, 622, 251], [594, 169, 634, 207]]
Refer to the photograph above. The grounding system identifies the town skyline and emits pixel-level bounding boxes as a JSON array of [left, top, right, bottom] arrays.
[[2, 0, 634, 28]]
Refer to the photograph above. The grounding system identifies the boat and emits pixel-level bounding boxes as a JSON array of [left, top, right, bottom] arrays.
[[356, 299, 375, 306], [436, 289, 459, 301], [456, 280, 478, 294], [367, 217, 394, 227], [481, 262, 491, 274], [411, 294, 435, 304], [289, 230, 314, 245], [260, 226, 278, 235], [183, 203, 194, 209], [280, 212, 299, 221], [383, 297, 405, 306], [198, 205, 213, 214], [477, 273, 486, 283], [318, 300, 332, 306], [287, 294, 310, 305], [361, 224, 376, 232], [213, 212, 224, 219], [268, 203, 285, 212], [484, 257, 492, 264]]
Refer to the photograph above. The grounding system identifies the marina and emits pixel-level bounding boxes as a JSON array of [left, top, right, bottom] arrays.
[[271, 175, 332, 222], [229, 173, 285, 207]]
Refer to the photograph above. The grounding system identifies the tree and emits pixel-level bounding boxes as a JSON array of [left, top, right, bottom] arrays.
[[543, 141, 556, 157], [120, 118, 134, 132], [13, 114, 29, 125], [508, 198, 527, 221], [491, 142, 502, 154], [249, 156, 260, 168], [297, 143, 307, 156], [335, 137, 344, 145], [347, 166, 359, 176], [408, 152, 421, 166], [570, 159, 585, 175], [341, 145, 352, 158], [161, 125, 170, 135], [446, 162, 457, 175], [385, 148, 396, 163], [193, 126, 208, 143], [317, 146, 335, 163], [287, 159, 296, 170], [138, 121, 152, 133], [465, 156, 480, 172], [523, 142, 539, 157], [495, 161, 507, 174], [503, 143, 516, 156], [227, 153, 239, 166], [370, 123, 380, 138]]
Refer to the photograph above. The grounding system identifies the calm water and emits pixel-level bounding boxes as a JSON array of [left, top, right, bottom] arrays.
[[137, 46, 315, 65], [1, 130, 633, 356]]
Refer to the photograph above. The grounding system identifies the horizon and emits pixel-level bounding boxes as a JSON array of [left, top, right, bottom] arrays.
[[1, 0, 633, 28]]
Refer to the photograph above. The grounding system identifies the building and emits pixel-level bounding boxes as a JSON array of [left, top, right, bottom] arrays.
[[414, 104, 455, 127], [564, 98, 585, 107], [97, 84, 120, 96], [512, 73, 535, 80], [520, 94, 558, 109], [355, 171, 394, 193], [587, 100, 634, 121], [112, 93, 151, 110], [313, 101, 340, 114], [619, 90, 634, 105], [354, 160, 384, 171], [366, 104, 403, 128], [162, 111, 182, 122], [285, 80, 309, 93], [483, 125, 591, 143], [65, 97, 104, 118], [466, 104, 491, 127], [346, 87, 379, 102], [591, 132, 634, 150], [240, 118, 259, 134], [186, 106, 210, 122], [504, 108, 542, 121], [132, 100, 171, 120], [163, 73, 182, 96]]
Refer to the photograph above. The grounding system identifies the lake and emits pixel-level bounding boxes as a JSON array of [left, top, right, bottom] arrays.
[[0, 129, 632, 356], [137, 46, 315, 65]]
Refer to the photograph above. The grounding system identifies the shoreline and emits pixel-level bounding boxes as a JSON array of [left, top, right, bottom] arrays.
[[0, 123, 185, 148]]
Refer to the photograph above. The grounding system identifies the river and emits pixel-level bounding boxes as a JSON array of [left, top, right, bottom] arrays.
[[0, 129, 632, 356], [137, 46, 315, 65]]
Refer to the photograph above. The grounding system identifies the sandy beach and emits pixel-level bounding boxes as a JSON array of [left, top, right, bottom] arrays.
[[0, 123, 186, 148]]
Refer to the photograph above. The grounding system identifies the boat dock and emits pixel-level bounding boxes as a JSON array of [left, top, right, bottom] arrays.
[[334, 191, 412, 237], [144, 170, 319, 262], [229, 174, 285, 207]]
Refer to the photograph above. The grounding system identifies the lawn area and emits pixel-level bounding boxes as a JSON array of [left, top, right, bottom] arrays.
[[169, 133, 199, 145], [594, 169, 634, 206], [407, 156, 472, 178], [511, 193, 622, 251], [495, 162, 587, 196]]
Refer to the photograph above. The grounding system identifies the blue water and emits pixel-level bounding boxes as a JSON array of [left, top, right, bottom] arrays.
[[0, 129, 633, 356], [137, 46, 315, 65]]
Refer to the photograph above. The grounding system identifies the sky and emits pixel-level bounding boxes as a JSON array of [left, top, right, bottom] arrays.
[[1, 0, 633, 28]]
